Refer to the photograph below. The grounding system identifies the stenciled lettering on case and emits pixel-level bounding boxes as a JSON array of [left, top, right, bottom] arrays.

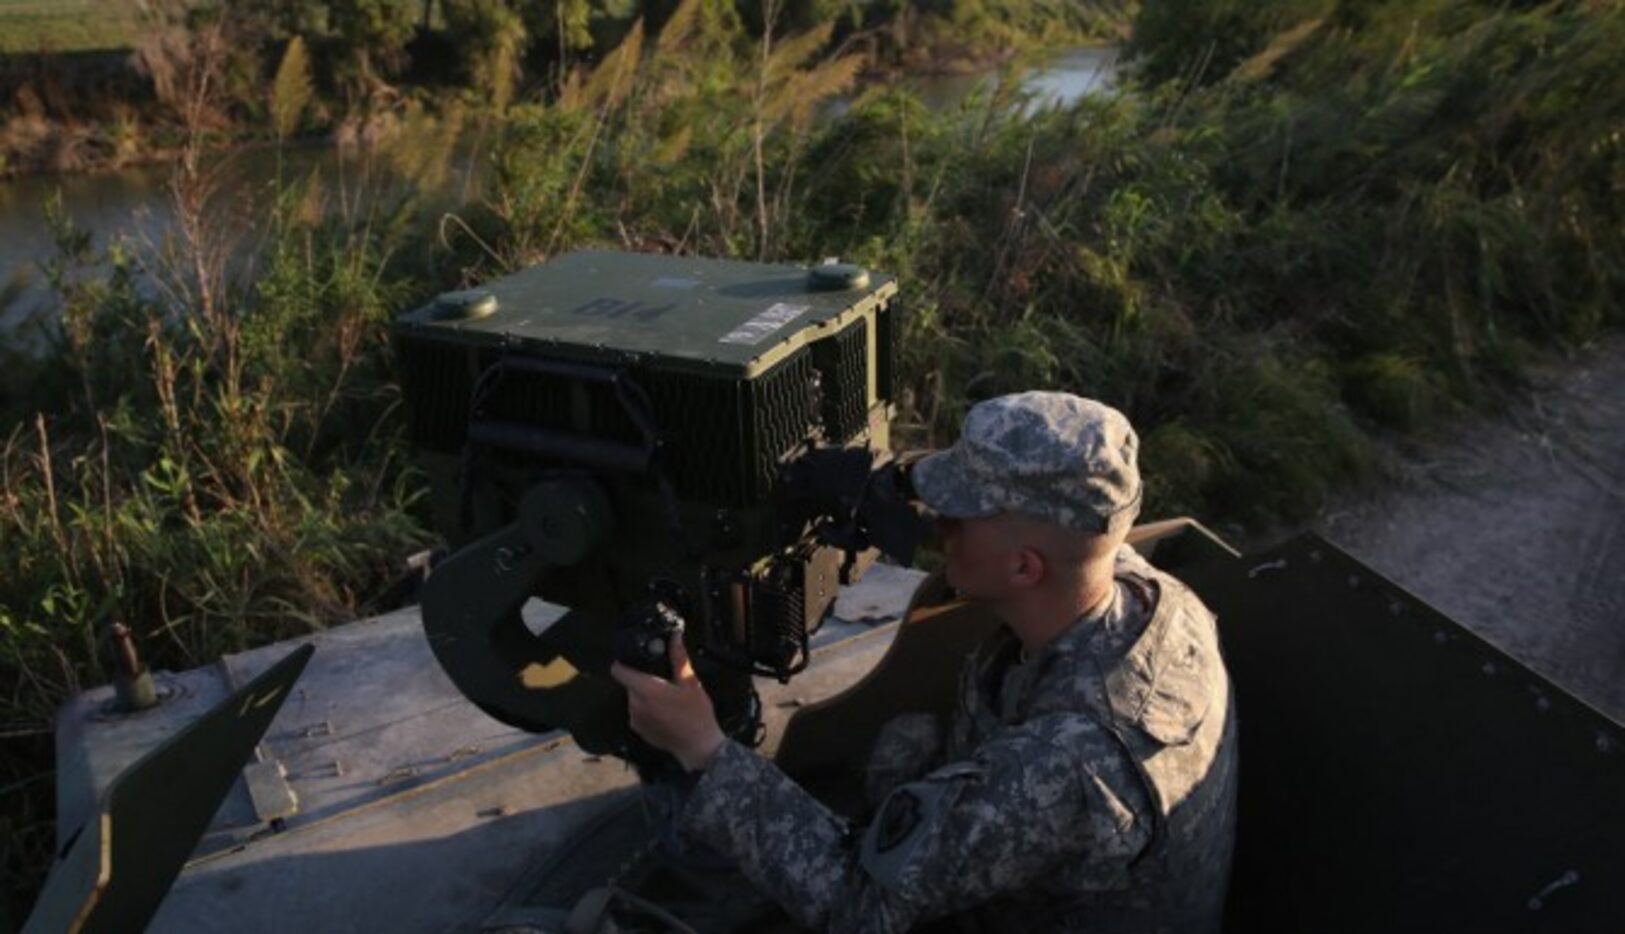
[[569, 297, 676, 322], [718, 303, 810, 346]]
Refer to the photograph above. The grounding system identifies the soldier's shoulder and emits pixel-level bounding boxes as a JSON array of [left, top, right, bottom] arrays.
[[1103, 566, 1229, 748]]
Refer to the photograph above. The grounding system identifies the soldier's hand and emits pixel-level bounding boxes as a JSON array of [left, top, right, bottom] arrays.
[[610, 637, 726, 773]]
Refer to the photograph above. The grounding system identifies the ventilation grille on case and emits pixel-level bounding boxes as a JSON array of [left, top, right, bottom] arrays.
[[812, 317, 869, 441], [400, 341, 827, 507], [875, 299, 899, 404]]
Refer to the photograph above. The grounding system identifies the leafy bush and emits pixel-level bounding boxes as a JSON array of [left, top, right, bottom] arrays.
[[470, 0, 1622, 530], [5, 0, 1624, 922], [0, 173, 436, 918], [1130, 0, 1333, 86]]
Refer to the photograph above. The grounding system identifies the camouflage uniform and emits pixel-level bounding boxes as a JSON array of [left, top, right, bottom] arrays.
[[679, 393, 1238, 933]]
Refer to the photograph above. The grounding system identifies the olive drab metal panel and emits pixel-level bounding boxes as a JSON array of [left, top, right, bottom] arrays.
[[393, 250, 898, 379], [392, 251, 900, 511], [1178, 535, 1625, 933], [23, 645, 313, 934], [394, 251, 905, 750]]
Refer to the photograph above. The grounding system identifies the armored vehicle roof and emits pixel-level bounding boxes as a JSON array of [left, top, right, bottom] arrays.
[[395, 251, 897, 379], [47, 567, 927, 932]]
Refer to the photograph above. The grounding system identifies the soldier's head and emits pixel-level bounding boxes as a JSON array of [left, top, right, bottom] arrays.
[[911, 392, 1141, 605]]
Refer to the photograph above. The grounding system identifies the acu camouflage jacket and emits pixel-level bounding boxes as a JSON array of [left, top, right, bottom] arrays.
[[679, 546, 1239, 933]]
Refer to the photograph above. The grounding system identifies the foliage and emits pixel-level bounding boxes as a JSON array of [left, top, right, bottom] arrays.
[[517, 0, 641, 62], [0, 0, 139, 53], [472, 0, 888, 266], [0, 161, 437, 921], [2, 0, 1121, 177], [443, 0, 528, 112], [476, 0, 1624, 529], [326, 0, 420, 86], [271, 35, 316, 140], [928, 0, 1135, 51], [5, 0, 1625, 922], [1129, 0, 1331, 86]]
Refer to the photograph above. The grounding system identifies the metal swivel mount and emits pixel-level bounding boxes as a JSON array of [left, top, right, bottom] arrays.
[[420, 476, 633, 752]]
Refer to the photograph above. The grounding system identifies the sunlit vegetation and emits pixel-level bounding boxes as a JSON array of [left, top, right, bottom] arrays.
[[3, 0, 1623, 923], [0, 0, 1120, 176], [463, 0, 1624, 519], [0, 0, 141, 54]]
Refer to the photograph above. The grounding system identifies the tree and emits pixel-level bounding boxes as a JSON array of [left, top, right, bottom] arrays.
[[443, 0, 528, 111], [328, 0, 420, 96]]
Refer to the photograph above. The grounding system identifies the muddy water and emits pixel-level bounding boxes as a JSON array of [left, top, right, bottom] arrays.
[[0, 145, 454, 341]]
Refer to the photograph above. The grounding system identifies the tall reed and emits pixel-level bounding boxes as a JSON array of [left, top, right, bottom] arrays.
[[3, 0, 1622, 922]]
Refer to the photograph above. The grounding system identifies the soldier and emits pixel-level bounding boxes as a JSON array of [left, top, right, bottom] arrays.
[[611, 392, 1238, 933]]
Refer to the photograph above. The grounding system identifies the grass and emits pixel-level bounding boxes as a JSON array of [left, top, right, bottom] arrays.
[[0, 164, 444, 926], [0, 1, 140, 53], [470, 0, 1623, 526], [3, 0, 1624, 924]]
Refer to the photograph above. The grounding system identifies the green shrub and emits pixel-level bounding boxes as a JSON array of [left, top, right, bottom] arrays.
[[5, 0, 1625, 920], [1130, 0, 1334, 86], [471, 0, 1622, 528], [0, 174, 437, 918]]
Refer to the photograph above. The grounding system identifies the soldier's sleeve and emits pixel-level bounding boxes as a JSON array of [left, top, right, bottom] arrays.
[[864, 712, 946, 809], [680, 712, 1153, 933]]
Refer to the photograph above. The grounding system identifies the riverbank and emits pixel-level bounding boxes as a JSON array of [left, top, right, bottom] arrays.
[[0, 45, 1120, 341], [0, 1, 1123, 181], [4, 0, 1623, 923], [0, 119, 335, 180]]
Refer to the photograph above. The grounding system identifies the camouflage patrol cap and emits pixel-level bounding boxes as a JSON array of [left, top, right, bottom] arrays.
[[912, 392, 1141, 534]]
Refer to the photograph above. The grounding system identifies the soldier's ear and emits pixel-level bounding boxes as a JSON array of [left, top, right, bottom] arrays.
[[1010, 546, 1046, 587]]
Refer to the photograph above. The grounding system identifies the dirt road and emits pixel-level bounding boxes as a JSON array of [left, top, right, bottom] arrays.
[[1315, 337, 1625, 723]]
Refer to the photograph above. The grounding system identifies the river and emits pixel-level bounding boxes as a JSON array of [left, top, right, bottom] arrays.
[[0, 46, 1119, 341]]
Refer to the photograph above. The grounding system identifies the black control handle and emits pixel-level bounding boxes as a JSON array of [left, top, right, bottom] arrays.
[[613, 601, 686, 680]]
